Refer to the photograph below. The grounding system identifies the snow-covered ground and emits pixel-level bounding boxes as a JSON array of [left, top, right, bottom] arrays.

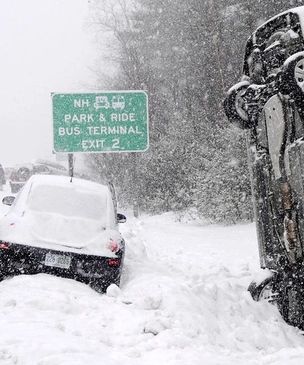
[[0, 183, 304, 365]]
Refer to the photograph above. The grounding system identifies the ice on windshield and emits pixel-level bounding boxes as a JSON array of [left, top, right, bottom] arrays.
[[27, 184, 107, 222]]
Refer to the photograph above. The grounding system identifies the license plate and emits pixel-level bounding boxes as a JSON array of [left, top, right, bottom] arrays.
[[45, 253, 71, 269]]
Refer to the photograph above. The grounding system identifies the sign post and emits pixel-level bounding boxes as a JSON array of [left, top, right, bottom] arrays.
[[52, 91, 149, 154]]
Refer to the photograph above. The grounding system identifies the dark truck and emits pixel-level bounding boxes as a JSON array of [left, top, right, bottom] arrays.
[[224, 6, 304, 329]]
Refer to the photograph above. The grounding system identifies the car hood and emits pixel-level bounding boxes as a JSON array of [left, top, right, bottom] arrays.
[[0, 212, 123, 257]]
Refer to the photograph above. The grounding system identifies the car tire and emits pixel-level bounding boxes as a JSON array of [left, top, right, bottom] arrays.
[[249, 271, 304, 330], [280, 51, 304, 96], [224, 81, 251, 129], [248, 275, 275, 301]]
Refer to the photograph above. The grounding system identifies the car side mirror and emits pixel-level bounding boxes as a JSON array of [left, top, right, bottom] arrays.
[[2, 196, 15, 206], [117, 213, 126, 223]]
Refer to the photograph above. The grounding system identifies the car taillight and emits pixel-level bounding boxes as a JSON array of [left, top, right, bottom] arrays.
[[109, 259, 120, 265], [108, 238, 119, 253], [0, 243, 9, 249]]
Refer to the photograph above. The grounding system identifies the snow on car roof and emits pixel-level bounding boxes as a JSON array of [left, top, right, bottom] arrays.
[[10, 175, 114, 220], [26, 174, 109, 191]]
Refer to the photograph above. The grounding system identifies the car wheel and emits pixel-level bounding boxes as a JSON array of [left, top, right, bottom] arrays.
[[250, 271, 304, 330], [248, 275, 276, 302], [280, 51, 304, 96], [224, 81, 251, 129]]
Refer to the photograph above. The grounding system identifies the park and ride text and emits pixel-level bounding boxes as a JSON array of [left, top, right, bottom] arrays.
[[58, 112, 141, 150]]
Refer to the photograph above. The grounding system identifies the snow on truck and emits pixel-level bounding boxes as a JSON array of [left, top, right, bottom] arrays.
[[224, 6, 304, 330]]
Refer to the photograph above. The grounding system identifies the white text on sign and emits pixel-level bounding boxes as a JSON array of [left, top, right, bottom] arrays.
[[63, 113, 136, 123], [58, 125, 142, 136]]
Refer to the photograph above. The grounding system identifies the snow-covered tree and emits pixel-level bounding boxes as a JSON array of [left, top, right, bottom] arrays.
[[85, 0, 302, 222]]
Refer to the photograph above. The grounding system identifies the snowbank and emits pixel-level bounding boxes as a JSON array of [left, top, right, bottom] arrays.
[[0, 186, 303, 364]]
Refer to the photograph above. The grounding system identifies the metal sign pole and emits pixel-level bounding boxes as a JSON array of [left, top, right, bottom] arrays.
[[68, 153, 74, 179]]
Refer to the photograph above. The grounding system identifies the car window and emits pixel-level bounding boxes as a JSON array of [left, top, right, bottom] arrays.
[[27, 184, 108, 222]]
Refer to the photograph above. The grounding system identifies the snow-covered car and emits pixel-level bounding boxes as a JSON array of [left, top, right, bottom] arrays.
[[9, 164, 34, 193], [9, 162, 68, 193], [32, 159, 68, 176], [0, 175, 126, 293], [224, 6, 304, 329]]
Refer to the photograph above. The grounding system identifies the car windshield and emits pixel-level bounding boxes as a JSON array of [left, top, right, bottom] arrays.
[[26, 183, 107, 222]]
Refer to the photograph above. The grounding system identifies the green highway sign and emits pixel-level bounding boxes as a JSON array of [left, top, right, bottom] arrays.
[[52, 91, 149, 153]]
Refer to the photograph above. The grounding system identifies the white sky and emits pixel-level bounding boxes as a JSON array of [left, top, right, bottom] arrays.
[[0, 0, 99, 167]]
